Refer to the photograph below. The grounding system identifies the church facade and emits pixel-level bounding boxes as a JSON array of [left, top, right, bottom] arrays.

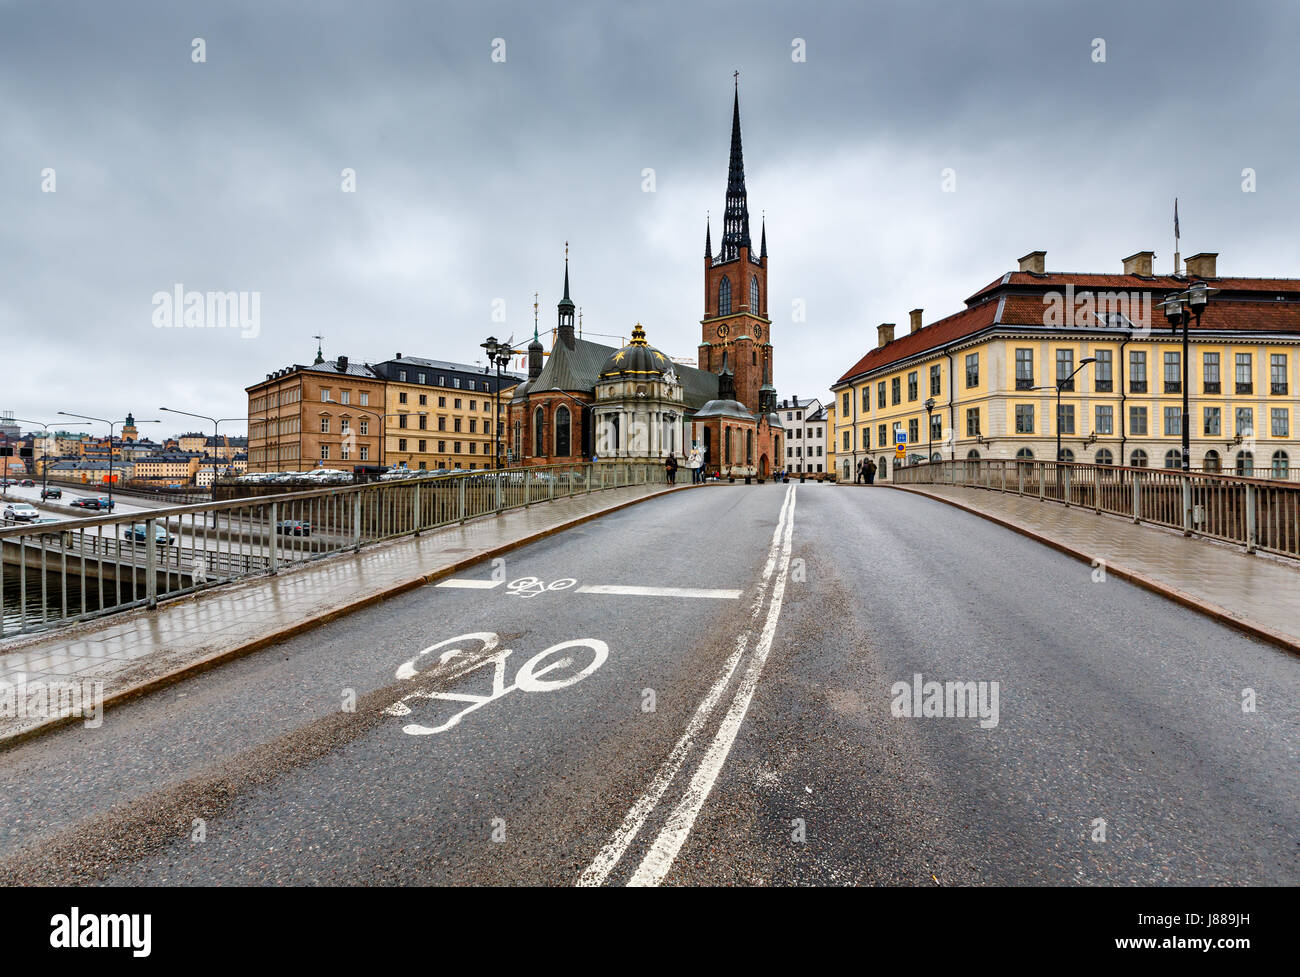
[[509, 85, 783, 477]]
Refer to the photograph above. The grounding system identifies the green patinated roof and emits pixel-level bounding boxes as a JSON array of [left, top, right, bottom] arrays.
[[533, 335, 719, 409]]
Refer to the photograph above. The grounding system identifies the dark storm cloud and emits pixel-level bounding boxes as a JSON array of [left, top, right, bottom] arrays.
[[2, 0, 1297, 434]]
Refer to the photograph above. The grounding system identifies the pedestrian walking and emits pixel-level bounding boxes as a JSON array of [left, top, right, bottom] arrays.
[[665, 452, 678, 484], [856, 459, 866, 485], [865, 457, 877, 485], [687, 447, 703, 484]]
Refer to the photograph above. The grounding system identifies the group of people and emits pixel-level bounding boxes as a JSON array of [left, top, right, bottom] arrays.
[[665, 448, 709, 485], [855, 457, 878, 485]]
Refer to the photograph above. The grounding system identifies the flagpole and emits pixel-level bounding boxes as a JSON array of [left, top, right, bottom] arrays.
[[1173, 197, 1181, 275]]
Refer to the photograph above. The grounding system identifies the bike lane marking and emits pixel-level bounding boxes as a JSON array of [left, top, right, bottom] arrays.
[[575, 585, 741, 599], [435, 579, 504, 589], [576, 484, 795, 887]]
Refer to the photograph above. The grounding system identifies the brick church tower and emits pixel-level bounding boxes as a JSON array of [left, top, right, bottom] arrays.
[[699, 79, 771, 414]]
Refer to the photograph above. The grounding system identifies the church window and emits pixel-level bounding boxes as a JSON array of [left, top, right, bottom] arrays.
[[555, 406, 571, 457], [750, 276, 760, 313], [718, 277, 732, 316], [533, 407, 545, 456], [746, 430, 753, 465]]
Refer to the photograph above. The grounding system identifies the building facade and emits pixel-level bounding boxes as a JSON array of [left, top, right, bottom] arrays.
[[246, 356, 386, 472], [833, 249, 1300, 481], [778, 396, 827, 473], [370, 356, 520, 472]]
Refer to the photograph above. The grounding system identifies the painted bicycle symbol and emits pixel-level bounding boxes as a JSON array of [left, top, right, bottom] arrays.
[[505, 576, 577, 598], [382, 631, 608, 736]]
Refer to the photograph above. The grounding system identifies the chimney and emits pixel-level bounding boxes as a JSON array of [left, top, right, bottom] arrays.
[[877, 323, 895, 348], [1018, 251, 1046, 274], [1184, 252, 1218, 278], [396, 352, 402, 359], [909, 308, 924, 333], [1122, 251, 1155, 276], [336, 355, 349, 371]]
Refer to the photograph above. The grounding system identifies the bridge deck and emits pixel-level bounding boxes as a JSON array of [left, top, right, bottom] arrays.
[[887, 482, 1300, 653]]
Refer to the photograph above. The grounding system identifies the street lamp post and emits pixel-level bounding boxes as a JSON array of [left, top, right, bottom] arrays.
[[481, 337, 517, 469], [1038, 356, 1097, 463], [1158, 282, 1216, 472], [57, 412, 160, 510], [924, 396, 937, 465], [13, 418, 89, 500], [159, 408, 246, 497]]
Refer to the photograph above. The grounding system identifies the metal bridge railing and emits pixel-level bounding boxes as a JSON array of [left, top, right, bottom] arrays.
[[0, 462, 668, 638], [893, 459, 1300, 561]]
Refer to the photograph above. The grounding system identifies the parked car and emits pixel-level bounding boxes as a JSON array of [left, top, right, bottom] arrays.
[[123, 523, 175, 545], [41, 487, 62, 500], [70, 496, 115, 511], [20, 479, 35, 487], [2, 503, 40, 523], [275, 519, 311, 536]]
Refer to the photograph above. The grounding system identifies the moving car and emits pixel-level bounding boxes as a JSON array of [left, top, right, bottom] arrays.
[[41, 487, 62, 500], [275, 519, 311, 536], [70, 496, 115, 511], [2, 503, 40, 523], [123, 523, 175, 545]]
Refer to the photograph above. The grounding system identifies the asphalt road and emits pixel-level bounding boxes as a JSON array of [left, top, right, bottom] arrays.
[[0, 483, 1296, 885]]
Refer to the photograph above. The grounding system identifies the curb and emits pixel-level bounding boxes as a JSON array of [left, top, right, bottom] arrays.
[[886, 484, 1300, 657], [0, 483, 696, 751]]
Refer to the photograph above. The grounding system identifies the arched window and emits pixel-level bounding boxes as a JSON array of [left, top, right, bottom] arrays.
[[1059, 448, 1075, 463], [1016, 447, 1034, 460], [513, 420, 521, 460], [746, 430, 753, 465], [1164, 448, 1182, 469], [724, 427, 732, 464], [555, 406, 571, 457], [1203, 449, 1221, 473], [966, 449, 981, 459], [750, 276, 760, 314], [718, 276, 732, 316], [1236, 451, 1254, 476], [1130, 449, 1148, 467], [533, 407, 545, 457], [1272, 450, 1289, 478], [931, 452, 942, 462], [879, 456, 889, 478], [1095, 448, 1114, 466]]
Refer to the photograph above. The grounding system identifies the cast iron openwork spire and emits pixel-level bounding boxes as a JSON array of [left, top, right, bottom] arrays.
[[721, 75, 751, 262]]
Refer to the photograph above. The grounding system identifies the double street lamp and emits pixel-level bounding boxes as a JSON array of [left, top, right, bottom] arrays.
[[481, 336, 517, 469], [1157, 282, 1217, 472], [1036, 356, 1096, 463], [159, 407, 246, 496], [923, 397, 937, 464], [57, 412, 160, 510], [13, 417, 89, 499]]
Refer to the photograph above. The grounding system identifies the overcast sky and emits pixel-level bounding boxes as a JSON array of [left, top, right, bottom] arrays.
[[3, 0, 1297, 438]]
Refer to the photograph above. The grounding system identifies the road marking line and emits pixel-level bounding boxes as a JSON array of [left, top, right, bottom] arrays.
[[575, 585, 741, 599], [435, 578, 503, 589], [627, 484, 797, 887], [576, 485, 795, 887]]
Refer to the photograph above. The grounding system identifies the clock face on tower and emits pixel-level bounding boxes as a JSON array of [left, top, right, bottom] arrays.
[[754, 324, 763, 340], [716, 323, 729, 339]]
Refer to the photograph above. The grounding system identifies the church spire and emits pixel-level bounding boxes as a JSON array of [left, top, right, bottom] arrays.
[[721, 74, 752, 261], [760, 213, 767, 259], [556, 242, 576, 348], [704, 212, 712, 260]]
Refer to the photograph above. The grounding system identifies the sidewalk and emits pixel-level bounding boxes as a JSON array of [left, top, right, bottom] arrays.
[[0, 483, 690, 745], [889, 482, 1300, 654]]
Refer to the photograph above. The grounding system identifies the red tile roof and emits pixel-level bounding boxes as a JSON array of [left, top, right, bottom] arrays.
[[836, 269, 1300, 385]]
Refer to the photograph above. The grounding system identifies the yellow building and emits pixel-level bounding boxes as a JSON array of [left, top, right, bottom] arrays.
[[373, 356, 520, 472], [131, 452, 203, 485], [825, 401, 836, 477], [833, 250, 1300, 481]]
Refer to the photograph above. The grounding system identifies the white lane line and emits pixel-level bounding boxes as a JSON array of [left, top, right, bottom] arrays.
[[435, 578, 504, 589], [576, 485, 795, 887], [627, 483, 797, 887], [575, 585, 742, 600]]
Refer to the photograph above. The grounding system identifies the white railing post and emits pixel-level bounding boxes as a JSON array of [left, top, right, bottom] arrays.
[[353, 491, 363, 550], [412, 483, 421, 534], [1132, 472, 1141, 523], [1182, 476, 1193, 536], [268, 501, 279, 574], [145, 517, 158, 608], [1094, 466, 1102, 514], [1245, 483, 1257, 552], [1063, 465, 1072, 507]]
